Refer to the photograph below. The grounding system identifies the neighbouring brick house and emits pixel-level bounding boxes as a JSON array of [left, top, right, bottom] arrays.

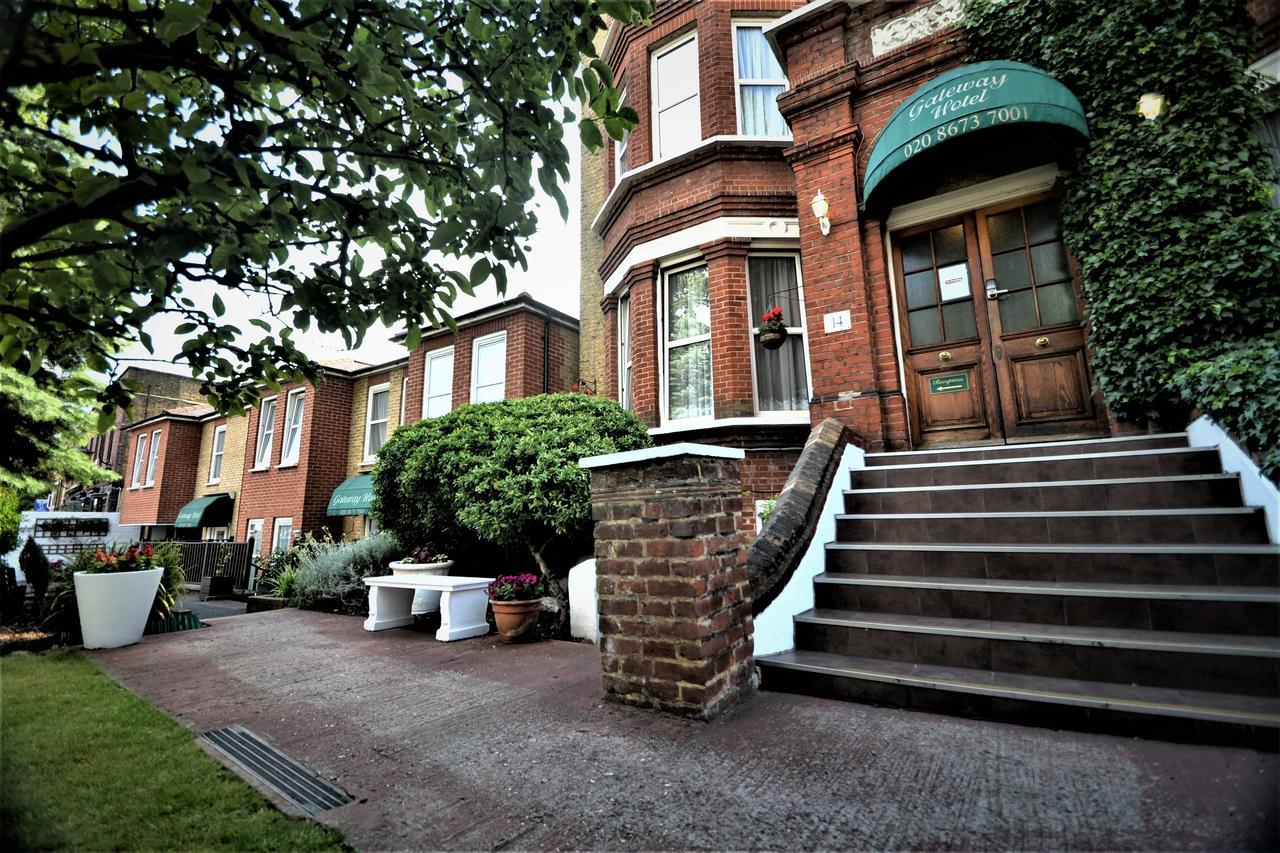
[[117, 294, 582, 557], [579, 0, 1280, 523]]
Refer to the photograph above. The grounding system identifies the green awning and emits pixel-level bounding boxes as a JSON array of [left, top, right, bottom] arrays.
[[862, 61, 1089, 207], [175, 493, 233, 529], [327, 475, 374, 517]]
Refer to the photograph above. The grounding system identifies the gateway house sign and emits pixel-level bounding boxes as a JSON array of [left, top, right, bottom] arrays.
[[862, 61, 1089, 206]]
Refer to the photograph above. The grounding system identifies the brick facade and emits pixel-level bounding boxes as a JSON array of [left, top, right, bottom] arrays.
[[118, 417, 205, 527], [192, 413, 249, 532], [588, 451, 755, 719], [341, 364, 407, 539]]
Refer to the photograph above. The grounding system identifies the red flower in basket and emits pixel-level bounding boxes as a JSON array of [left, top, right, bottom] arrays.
[[758, 306, 786, 333]]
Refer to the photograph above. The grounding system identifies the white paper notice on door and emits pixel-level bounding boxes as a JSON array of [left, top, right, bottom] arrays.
[[937, 263, 970, 302]]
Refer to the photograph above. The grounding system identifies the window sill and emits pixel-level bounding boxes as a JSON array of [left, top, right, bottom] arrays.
[[207, 479, 221, 486], [649, 412, 810, 437], [276, 461, 299, 470], [360, 458, 377, 467], [249, 465, 270, 473]]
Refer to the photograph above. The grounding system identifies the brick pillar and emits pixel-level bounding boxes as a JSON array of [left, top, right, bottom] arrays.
[[583, 447, 755, 720], [702, 238, 754, 420]]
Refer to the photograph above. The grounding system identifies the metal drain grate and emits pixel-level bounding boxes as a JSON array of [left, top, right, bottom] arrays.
[[200, 725, 353, 816]]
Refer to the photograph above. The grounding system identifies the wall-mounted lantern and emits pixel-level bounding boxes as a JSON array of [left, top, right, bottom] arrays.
[[810, 190, 831, 236], [1137, 92, 1168, 121]]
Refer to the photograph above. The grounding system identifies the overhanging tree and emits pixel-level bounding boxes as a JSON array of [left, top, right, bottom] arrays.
[[1, 0, 648, 422]]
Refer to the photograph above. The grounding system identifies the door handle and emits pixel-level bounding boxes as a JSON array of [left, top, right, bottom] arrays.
[[985, 279, 1008, 301]]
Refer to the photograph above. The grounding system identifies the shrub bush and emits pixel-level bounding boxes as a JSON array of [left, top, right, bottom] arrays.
[[291, 532, 401, 613], [372, 393, 652, 633], [18, 537, 49, 617], [0, 488, 19, 556], [41, 543, 185, 641]]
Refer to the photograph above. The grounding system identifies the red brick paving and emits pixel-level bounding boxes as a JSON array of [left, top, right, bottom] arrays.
[[90, 610, 1278, 851]]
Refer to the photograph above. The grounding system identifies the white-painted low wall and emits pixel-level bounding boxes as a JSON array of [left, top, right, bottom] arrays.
[[5, 511, 141, 580], [568, 558, 599, 643], [1186, 415, 1280, 544], [753, 443, 865, 656]]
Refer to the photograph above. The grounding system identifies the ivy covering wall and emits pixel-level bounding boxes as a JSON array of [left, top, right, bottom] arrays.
[[964, 0, 1280, 476]]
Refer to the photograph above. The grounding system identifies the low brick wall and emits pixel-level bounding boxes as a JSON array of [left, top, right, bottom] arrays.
[[585, 449, 755, 719]]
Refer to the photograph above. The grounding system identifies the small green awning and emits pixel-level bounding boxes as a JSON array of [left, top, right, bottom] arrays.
[[175, 493, 234, 529], [327, 475, 374, 517], [862, 60, 1089, 207]]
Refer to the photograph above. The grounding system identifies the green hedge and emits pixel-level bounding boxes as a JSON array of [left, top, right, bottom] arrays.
[[964, 0, 1280, 476]]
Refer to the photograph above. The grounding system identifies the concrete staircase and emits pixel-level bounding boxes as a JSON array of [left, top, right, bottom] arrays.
[[757, 433, 1280, 747]]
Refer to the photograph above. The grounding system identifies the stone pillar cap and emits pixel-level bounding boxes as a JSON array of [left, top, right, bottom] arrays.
[[578, 443, 746, 470]]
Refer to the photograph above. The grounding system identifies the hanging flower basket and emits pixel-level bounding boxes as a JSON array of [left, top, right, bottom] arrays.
[[758, 307, 789, 350]]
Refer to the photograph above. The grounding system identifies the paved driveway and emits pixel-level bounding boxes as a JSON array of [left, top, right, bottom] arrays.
[[90, 610, 1278, 851]]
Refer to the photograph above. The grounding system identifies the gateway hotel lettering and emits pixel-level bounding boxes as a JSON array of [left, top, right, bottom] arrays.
[[907, 72, 1009, 122]]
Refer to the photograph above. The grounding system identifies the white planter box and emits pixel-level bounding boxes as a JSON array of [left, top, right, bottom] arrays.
[[388, 560, 453, 614], [73, 568, 163, 650]]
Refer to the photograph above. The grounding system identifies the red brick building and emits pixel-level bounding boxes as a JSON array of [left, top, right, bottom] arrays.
[[118, 294, 581, 557], [580, 0, 1279, 515]]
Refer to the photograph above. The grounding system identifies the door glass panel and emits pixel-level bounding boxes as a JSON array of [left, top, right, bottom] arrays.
[[905, 270, 936, 309], [901, 232, 933, 273], [986, 210, 1024, 252], [908, 308, 942, 346], [993, 250, 1032, 290], [1024, 200, 1062, 243], [933, 225, 966, 266], [1030, 241, 1070, 283], [942, 300, 978, 340], [1037, 282, 1079, 325], [999, 289, 1038, 332]]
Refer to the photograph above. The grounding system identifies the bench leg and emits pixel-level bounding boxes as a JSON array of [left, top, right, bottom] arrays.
[[364, 586, 415, 631], [436, 588, 491, 641]]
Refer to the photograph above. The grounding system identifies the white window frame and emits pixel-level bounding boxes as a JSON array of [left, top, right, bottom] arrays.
[[272, 517, 294, 552], [202, 526, 229, 542], [130, 433, 148, 489], [614, 84, 630, 181], [252, 396, 278, 470], [470, 332, 507, 403], [422, 346, 455, 418], [731, 20, 791, 139], [618, 292, 633, 411], [144, 429, 161, 486], [363, 382, 391, 463], [399, 376, 408, 426], [747, 252, 813, 414], [207, 424, 227, 484], [659, 259, 714, 424], [277, 388, 305, 467], [650, 32, 701, 161]]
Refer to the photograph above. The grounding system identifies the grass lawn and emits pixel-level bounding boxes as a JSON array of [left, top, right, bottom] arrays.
[[1, 651, 345, 851]]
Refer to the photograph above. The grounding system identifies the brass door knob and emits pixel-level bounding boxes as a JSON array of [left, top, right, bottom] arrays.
[[1035, 336, 1050, 349], [938, 351, 952, 362]]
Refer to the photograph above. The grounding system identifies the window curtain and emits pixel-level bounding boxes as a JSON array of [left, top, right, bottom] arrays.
[[736, 26, 787, 137], [749, 257, 809, 411]]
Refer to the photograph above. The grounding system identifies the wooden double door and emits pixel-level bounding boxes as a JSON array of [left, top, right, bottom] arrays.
[[892, 194, 1104, 446]]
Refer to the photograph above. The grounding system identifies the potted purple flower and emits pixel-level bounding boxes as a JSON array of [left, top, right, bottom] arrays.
[[487, 573, 544, 643]]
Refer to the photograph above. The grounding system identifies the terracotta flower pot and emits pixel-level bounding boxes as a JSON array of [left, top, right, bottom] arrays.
[[490, 598, 542, 643], [759, 328, 788, 350]]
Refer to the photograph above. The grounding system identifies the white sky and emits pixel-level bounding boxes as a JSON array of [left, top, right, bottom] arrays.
[[117, 123, 584, 375]]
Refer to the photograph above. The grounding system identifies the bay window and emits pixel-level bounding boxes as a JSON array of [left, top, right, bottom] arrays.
[[471, 332, 506, 403], [423, 346, 454, 417], [749, 255, 810, 411], [279, 389, 305, 466], [734, 23, 789, 137], [663, 264, 712, 420], [618, 292, 633, 411], [615, 86, 631, 180], [652, 33, 701, 159]]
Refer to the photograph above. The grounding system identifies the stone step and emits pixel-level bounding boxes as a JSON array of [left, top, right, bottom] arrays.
[[813, 573, 1280, 635], [757, 649, 1280, 749], [793, 609, 1280, 697], [864, 433, 1190, 467], [825, 542, 1280, 587], [852, 447, 1222, 490], [843, 474, 1244, 514], [833, 507, 1269, 546]]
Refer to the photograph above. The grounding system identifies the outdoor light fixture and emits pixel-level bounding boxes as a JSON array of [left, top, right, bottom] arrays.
[[811, 190, 831, 236], [1137, 92, 1167, 121]]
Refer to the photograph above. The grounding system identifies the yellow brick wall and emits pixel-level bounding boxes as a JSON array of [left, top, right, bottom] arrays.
[[342, 365, 407, 539], [193, 413, 249, 532]]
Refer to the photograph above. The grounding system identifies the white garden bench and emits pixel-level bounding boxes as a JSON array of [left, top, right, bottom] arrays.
[[363, 575, 491, 641]]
